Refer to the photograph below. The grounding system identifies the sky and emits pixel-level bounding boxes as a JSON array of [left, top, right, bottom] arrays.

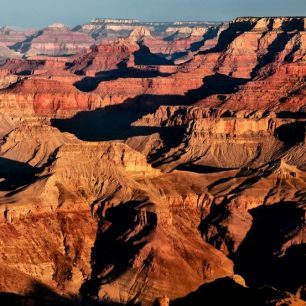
[[0, 0, 305, 28]]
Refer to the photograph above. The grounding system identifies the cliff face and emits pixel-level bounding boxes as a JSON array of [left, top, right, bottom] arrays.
[[0, 124, 232, 305], [0, 16, 305, 306], [0, 27, 25, 63], [182, 17, 305, 79], [197, 63, 306, 112], [0, 27, 34, 49], [17, 24, 95, 57], [65, 19, 222, 62], [77, 18, 218, 39], [0, 20, 221, 63], [132, 108, 304, 171], [0, 47, 21, 65], [0, 79, 106, 117], [69, 40, 140, 76]]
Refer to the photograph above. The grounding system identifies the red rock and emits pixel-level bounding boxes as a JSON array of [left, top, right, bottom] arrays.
[[0, 17, 304, 306], [70, 40, 139, 76], [21, 24, 95, 57], [0, 79, 103, 117]]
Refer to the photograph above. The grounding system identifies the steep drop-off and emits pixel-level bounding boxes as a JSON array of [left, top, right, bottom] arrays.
[[0, 16, 304, 306]]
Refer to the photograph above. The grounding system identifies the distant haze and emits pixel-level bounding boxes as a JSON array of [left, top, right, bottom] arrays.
[[0, 0, 305, 28]]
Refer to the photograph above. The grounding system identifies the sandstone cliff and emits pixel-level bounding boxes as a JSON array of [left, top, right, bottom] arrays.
[[0, 16, 304, 306], [17, 24, 95, 57]]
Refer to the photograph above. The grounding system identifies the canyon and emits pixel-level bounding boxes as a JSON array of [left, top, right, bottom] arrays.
[[0, 19, 221, 62], [0, 16, 305, 306]]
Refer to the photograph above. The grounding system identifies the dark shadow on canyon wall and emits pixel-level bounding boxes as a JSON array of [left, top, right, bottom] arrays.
[[234, 201, 305, 294], [200, 19, 257, 54], [134, 45, 174, 66], [81, 200, 157, 304], [10, 30, 43, 54], [186, 73, 248, 101], [52, 93, 189, 166], [275, 121, 305, 147], [0, 281, 80, 306], [0, 280, 126, 306], [277, 112, 306, 119], [171, 276, 297, 306], [190, 26, 220, 52], [74, 68, 173, 92], [0, 157, 39, 191], [73, 44, 174, 92], [53, 73, 248, 142], [251, 32, 296, 78], [175, 163, 236, 174], [52, 95, 186, 142]]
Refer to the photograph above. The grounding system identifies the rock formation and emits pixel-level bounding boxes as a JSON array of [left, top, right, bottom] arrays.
[[73, 19, 221, 62], [16, 24, 95, 57], [0, 16, 304, 306], [0, 27, 34, 63], [69, 40, 140, 76]]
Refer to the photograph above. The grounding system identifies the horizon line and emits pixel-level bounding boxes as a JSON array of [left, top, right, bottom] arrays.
[[1, 15, 305, 30]]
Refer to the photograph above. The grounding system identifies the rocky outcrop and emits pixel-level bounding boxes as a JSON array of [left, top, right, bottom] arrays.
[[76, 18, 143, 41], [0, 125, 233, 305], [0, 26, 33, 50], [0, 79, 105, 117], [0, 46, 21, 65], [198, 63, 306, 112], [0, 27, 25, 64], [0, 16, 304, 306], [94, 74, 202, 98], [0, 75, 19, 89], [180, 16, 305, 86], [2, 17, 303, 117], [17, 24, 95, 57], [75, 19, 220, 61], [0, 58, 41, 76], [129, 26, 152, 41], [69, 40, 139, 76]]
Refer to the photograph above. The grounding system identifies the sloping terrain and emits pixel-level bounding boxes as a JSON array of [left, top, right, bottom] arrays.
[[0, 16, 304, 306]]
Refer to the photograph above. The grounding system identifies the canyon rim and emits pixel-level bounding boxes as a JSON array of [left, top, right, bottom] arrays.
[[0, 6, 305, 306]]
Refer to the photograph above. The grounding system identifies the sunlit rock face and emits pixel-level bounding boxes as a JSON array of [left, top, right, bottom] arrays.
[[0, 16, 305, 306], [13, 24, 95, 57]]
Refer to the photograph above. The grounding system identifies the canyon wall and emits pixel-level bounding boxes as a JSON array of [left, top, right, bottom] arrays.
[[0, 16, 304, 306]]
